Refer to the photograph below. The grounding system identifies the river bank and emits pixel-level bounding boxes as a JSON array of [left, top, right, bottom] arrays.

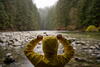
[[0, 31, 100, 67]]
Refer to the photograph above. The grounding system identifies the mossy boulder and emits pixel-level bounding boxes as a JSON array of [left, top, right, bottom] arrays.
[[86, 25, 99, 32]]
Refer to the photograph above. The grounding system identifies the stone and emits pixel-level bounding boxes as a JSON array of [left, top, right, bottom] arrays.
[[95, 46, 100, 50], [93, 51, 100, 55], [0, 39, 4, 43], [75, 41, 86, 45], [68, 38, 77, 42], [96, 54, 100, 59], [96, 60, 100, 63], [74, 57, 87, 62], [13, 42, 21, 46], [0, 43, 6, 47], [89, 46, 95, 49], [4, 53, 15, 65], [82, 46, 89, 50], [15, 39, 18, 41], [88, 49, 93, 53]]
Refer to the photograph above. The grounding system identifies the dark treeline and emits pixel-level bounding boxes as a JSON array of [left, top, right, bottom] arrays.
[[0, 0, 40, 31], [44, 0, 100, 30]]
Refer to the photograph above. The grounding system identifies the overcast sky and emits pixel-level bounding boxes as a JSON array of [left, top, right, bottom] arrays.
[[33, 0, 58, 8]]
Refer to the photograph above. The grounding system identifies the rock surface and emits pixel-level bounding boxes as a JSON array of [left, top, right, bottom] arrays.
[[0, 31, 100, 67]]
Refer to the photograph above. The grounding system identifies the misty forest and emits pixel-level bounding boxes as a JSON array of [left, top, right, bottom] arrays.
[[0, 0, 100, 67]]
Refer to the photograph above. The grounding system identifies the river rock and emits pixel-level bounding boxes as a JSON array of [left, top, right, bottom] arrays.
[[95, 46, 100, 50], [96, 54, 100, 59], [82, 46, 89, 50], [0, 43, 6, 47], [15, 39, 18, 41], [75, 41, 86, 45], [89, 46, 96, 49], [68, 38, 77, 42], [93, 50, 100, 55], [0, 39, 4, 43], [74, 57, 87, 62], [96, 60, 100, 63], [13, 42, 21, 46]]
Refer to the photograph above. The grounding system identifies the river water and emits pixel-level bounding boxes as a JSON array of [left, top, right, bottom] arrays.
[[0, 31, 100, 67]]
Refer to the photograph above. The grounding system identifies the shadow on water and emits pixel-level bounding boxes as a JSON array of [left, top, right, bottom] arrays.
[[0, 31, 100, 67]]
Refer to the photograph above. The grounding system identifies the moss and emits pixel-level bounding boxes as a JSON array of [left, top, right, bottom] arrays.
[[86, 25, 98, 32]]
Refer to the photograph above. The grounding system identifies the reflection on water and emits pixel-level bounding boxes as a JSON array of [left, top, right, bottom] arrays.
[[0, 31, 100, 67]]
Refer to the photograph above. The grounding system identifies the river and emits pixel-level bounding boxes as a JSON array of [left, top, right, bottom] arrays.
[[0, 31, 100, 67]]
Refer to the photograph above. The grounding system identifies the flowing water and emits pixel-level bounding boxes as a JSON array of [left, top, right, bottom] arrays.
[[0, 31, 100, 67]]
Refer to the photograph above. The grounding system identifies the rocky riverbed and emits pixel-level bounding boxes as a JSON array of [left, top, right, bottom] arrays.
[[0, 31, 100, 67]]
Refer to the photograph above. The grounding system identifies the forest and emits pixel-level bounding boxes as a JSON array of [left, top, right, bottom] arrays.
[[0, 0, 100, 31], [0, 0, 40, 31], [44, 0, 100, 31]]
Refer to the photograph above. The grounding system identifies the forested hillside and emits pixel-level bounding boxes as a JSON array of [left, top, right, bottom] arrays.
[[0, 0, 99, 31], [0, 0, 40, 31], [45, 0, 100, 30]]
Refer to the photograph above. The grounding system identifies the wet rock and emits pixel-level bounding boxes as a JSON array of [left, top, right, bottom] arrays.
[[82, 46, 89, 50], [68, 38, 77, 43], [9, 45, 14, 48], [96, 54, 100, 59], [15, 39, 18, 41], [95, 54, 100, 63], [0, 39, 4, 43], [89, 46, 96, 49], [14, 46, 21, 49], [0, 43, 6, 47], [3, 54, 15, 65], [88, 49, 93, 53], [7, 40, 15, 46], [28, 36, 34, 40], [74, 57, 87, 62], [13, 42, 21, 46], [93, 50, 100, 54], [95, 47, 100, 50], [96, 60, 100, 63], [75, 41, 86, 45]]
